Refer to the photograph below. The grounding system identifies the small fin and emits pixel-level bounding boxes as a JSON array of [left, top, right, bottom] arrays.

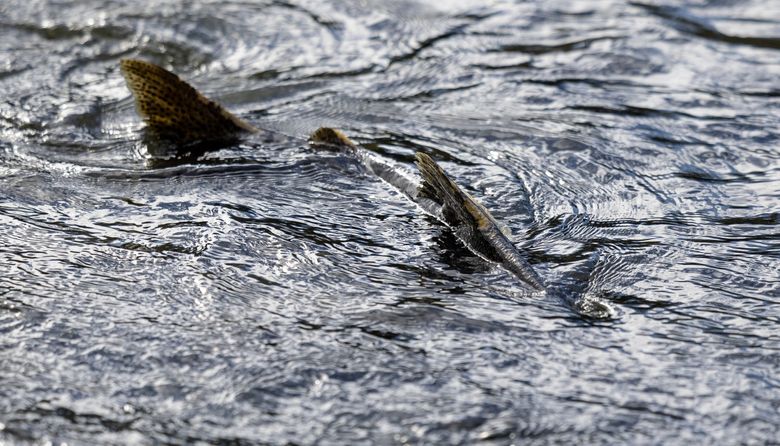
[[309, 127, 357, 150], [120, 59, 258, 144]]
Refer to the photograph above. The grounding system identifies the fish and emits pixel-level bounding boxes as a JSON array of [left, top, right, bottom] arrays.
[[310, 128, 544, 291], [414, 152, 544, 290], [120, 59, 544, 290], [309, 127, 420, 203]]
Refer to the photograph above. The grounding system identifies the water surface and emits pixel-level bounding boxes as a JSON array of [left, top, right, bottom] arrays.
[[1, 0, 779, 444]]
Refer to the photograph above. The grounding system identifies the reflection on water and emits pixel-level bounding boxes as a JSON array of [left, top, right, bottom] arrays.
[[1, 0, 779, 443]]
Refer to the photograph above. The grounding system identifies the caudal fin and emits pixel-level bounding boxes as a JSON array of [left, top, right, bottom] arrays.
[[120, 59, 258, 144]]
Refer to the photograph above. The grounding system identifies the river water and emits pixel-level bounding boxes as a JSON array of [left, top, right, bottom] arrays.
[[1, 0, 779, 444]]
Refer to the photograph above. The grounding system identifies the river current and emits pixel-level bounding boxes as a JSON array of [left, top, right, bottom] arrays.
[[1, 0, 779, 444]]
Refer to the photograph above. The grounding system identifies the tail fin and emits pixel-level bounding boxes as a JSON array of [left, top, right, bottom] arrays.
[[119, 59, 258, 144], [309, 127, 358, 150]]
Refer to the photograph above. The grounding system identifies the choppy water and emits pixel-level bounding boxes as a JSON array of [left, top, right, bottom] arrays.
[[1, 0, 779, 444]]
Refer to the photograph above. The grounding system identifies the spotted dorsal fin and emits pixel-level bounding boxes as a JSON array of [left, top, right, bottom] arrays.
[[120, 59, 258, 144]]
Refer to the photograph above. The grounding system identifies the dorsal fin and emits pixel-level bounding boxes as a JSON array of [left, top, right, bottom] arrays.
[[119, 59, 258, 144], [309, 127, 358, 150]]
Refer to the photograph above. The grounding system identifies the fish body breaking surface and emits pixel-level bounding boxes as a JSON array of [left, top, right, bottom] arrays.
[[414, 152, 544, 290], [309, 128, 544, 291], [121, 59, 544, 291]]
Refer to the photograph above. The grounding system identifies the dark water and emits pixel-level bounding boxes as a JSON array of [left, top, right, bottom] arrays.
[[1, 0, 779, 444]]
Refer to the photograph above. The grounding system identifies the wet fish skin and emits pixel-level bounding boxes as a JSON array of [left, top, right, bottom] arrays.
[[309, 127, 422, 201]]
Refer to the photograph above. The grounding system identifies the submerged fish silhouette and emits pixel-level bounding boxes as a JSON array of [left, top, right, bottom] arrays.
[[120, 59, 544, 290]]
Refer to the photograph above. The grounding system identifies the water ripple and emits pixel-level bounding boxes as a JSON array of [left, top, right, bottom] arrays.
[[1, 0, 779, 444]]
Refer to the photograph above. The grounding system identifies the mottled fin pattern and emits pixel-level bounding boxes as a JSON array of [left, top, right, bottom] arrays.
[[120, 59, 258, 144], [415, 152, 491, 231], [309, 127, 358, 150]]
